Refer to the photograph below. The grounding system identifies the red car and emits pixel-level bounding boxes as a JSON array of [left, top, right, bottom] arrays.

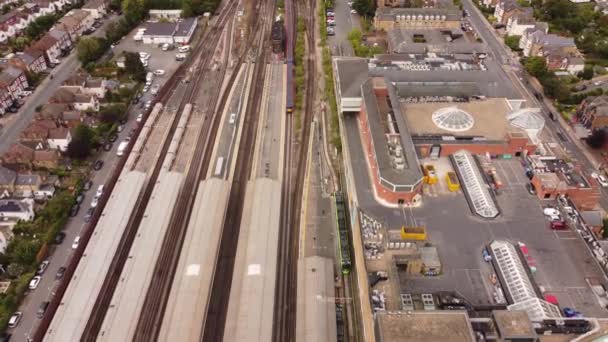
[[550, 220, 567, 230]]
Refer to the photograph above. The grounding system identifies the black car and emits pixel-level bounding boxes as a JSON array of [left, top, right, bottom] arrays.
[[93, 160, 104, 170], [6, 107, 17, 113], [56, 267, 66, 279], [84, 207, 95, 223], [83, 180, 93, 191], [525, 183, 536, 195], [54, 232, 66, 244], [109, 134, 118, 143], [76, 194, 84, 204], [37, 301, 49, 318], [70, 204, 80, 217]]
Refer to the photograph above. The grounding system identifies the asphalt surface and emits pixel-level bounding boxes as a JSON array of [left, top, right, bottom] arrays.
[[462, 0, 608, 210], [327, 0, 359, 56], [4, 16, 147, 342]]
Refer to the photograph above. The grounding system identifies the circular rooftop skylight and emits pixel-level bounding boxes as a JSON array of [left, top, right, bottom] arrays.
[[432, 107, 474, 132]]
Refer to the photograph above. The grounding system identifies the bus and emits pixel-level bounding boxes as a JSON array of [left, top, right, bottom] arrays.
[[335, 192, 351, 275]]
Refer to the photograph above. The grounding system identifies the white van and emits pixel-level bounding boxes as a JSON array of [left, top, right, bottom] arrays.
[[178, 45, 191, 53], [117, 140, 129, 156], [146, 72, 154, 82]]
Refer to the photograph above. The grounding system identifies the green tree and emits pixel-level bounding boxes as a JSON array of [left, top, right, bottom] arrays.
[[578, 65, 594, 80], [6, 238, 39, 267], [77, 37, 106, 65], [67, 124, 96, 159], [1, 4, 11, 14], [587, 129, 607, 149], [122, 0, 145, 24], [523, 56, 548, 78], [353, 0, 375, 17], [124, 52, 146, 82], [504, 35, 521, 51], [99, 104, 127, 123]]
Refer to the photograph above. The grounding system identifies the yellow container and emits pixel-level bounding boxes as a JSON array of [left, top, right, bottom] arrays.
[[401, 226, 427, 241], [446, 172, 460, 192]]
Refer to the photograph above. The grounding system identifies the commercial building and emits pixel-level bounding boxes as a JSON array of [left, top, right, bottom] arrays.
[[374, 311, 477, 342], [528, 156, 600, 210], [577, 95, 608, 131], [141, 18, 197, 45], [334, 54, 535, 206], [374, 7, 462, 31]]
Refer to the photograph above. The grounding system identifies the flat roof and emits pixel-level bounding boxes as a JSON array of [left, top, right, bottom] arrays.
[[493, 310, 536, 339], [401, 98, 515, 140], [296, 256, 338, 342], [335, 58, 369, 98], [362, 79, 424, 188], [375, 311, 475, 342]]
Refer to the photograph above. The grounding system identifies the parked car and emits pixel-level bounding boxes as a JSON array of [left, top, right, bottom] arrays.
[[550, 220, 567, 230], [37, 301, 49, 318], [96, 185, 104, 197], [84, 208, 94, 223], [103, 143, 112, 151], [154, 69, 165, 76], [70, 204, 80, 217], [54, 232, 66, 244], [36, 260, 49, 275], [350, 9, 357, 14], [28, 276, 41, 290], [137, 113, 144, 122], [56, 267, 66, 280], [117, 124, 124, 133], [151, 84, 160, 95], [7, 312, 22, 328], [83, 180, 93, 191], [93, 160, 104, 170], [72, 236, 80, 249], [91, 196, 99, 208], [109, 134, 118, 142], [591, 172, 608, 187], [525, 183, 536, 195], [76, 194, 84, 204]]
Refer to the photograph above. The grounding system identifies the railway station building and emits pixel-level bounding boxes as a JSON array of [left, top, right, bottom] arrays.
[[334, 54, 538, 206]]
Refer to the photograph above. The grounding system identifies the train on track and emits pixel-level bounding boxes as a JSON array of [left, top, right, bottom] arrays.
[[335, 192, 351, 275], [271, 20, 285, 55], [284, 0, 294, 113]]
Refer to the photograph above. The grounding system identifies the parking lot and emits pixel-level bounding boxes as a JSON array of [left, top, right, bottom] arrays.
[[111, 26, 185, 112], [396, 158, 608, 317]]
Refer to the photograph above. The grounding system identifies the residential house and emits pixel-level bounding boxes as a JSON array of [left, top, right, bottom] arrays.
[[0, 66, 28, 100], [2, 141, 60, 169], [0, 11, 21, 43], [61, 72, 107, 98], [0, 198, 34, 222], [494, 0, 532, 25], [20, 3, 41, 21], [0, 166, 16, 197], [47, 127, 71, 152], [30, 33, 62, 65], [37, 103, 71, 120], [61, 110, 83, 127], [482, 0, 499, 8], [506, 15, 547, 36], [14, 173, 42, 198], [13, 9, 33, 33], [0, 88, 13, 115], [20, 119, 55, 141], [520, 29, 578, 57], [82, 0, 107, 20], [577, 96, 608, 130], [50, 88, 99, 111], [10, 50, 47, 73], [48, 28, 73, 52], [32, 0, 60, 16], [545, 50, 585, 75], [56, 9, 93, 39]]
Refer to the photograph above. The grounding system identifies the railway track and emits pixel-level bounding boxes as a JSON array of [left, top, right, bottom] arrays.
[[273, 0, 316, 340], [200, 0, 277, 340], [77, 4, 238, 341], [129, 4, 242, 342]]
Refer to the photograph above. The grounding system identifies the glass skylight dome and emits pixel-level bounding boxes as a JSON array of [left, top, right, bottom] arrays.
[[432, 107, 475, 132]]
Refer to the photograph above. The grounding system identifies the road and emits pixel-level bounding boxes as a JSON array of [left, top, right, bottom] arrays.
[[4, 15, 138, 342], [0, 14, 120, 154], [328, 0, 359, 56], [463, 0, 608, 209]]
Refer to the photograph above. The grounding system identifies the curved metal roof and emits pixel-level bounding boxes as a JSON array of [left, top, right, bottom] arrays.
[[432, 107, 475, 132]]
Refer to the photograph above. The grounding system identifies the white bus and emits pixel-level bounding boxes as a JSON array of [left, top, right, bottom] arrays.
[[214, 156, 224, 176], [117, 140, 129, 156]]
